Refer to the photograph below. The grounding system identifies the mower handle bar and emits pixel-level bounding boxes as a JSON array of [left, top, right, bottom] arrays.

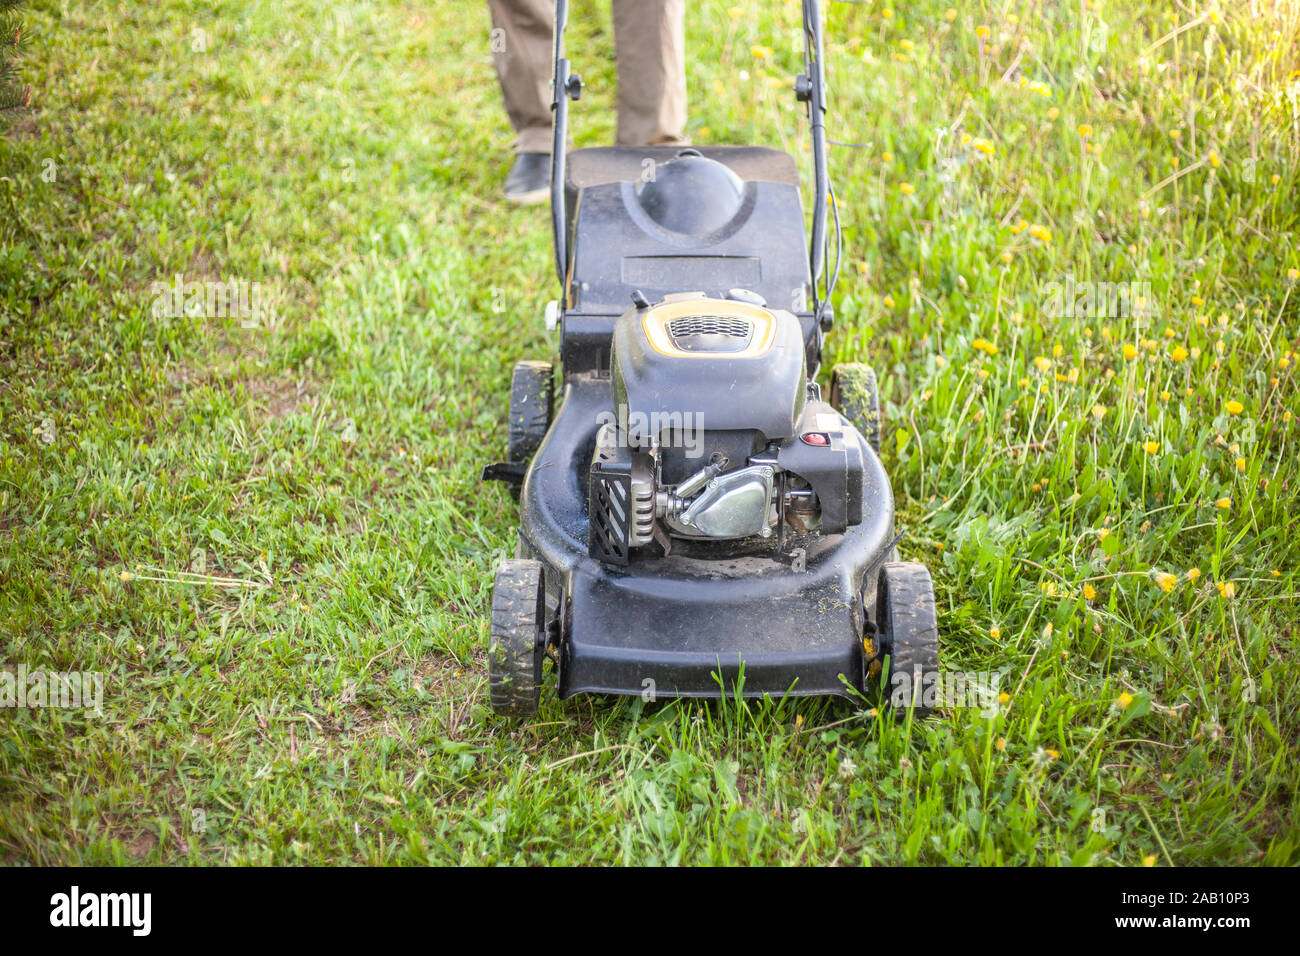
[[548, 0, 832, 317]]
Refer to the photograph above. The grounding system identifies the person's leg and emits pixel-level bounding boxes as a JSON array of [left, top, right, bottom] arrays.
[[487, 0, 554, 201], [488, 0, 554, 153], [611, 0, 687, 147]]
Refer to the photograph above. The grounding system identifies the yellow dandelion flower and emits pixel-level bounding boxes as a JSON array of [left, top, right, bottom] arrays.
[[1215, 497, 1232, 510], [1091, 404, 1107, 419], [1225, 400, 1244, 415], [1033, 356, 1051, 372], [1216, 581, 1236, 599], [1144, 440, 1160, 455], [973, 138, 995, 156], [1083, 584, 1097, 601], [1186, 567, 1201, 582], [899, 182, 915, 195], [751, 45, 773, 58], [995, 737, 1006, 751], [1028, 224, 1052, 243], [1046, 106, 1059, 121], [883, 294, 896, 308], [1077, 124, 1093, 138], [1154, 571, 1177, 593], [989, 625, 1001, 640], [998, 691, 1011, 705], [1143, 854, 1157, 867], [1288, 268, 1299, 281], [1117, 692, 1133, 709], [1123, 343, 1138, 360], [975, 25, 990, 39], [1208, 150, 1220, 168], [1045, 749, 1060, 760], [1235, 457, 1246, 473]]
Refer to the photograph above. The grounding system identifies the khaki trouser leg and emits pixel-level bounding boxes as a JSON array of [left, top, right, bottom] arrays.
[[488, 0, 688, 152], [487, 0, 555, 154], [612, 0, 687, 146]]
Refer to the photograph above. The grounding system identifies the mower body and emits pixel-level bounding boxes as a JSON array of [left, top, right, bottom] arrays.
[[482, 0, 937, 716], [512, 147, 895, 700]]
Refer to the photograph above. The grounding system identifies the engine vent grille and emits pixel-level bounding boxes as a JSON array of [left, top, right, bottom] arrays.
[[588, 466, 632, 566], [666, 314, 754, 353]]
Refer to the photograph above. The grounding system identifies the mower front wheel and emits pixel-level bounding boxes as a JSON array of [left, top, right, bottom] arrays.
[[488, 559, 547, 717], [875, 561, 939, 719]]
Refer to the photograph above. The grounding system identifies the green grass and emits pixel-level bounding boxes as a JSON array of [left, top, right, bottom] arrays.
[[1, 0, 1297, 865]]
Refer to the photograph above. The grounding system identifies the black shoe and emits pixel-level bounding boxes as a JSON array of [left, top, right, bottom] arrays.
[[504, 152, 550, 205]]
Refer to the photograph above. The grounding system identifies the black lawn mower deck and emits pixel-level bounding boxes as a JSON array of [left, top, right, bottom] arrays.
[[518, 374, 898, 700]]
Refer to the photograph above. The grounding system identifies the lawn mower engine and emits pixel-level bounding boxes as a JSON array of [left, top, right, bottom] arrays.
[[587, 292, 869, 565]]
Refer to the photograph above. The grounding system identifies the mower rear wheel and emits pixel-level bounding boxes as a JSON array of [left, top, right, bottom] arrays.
[[829, 363, 882, 454], [507, 360, 553, 463], [875, 561, 939, 719], [488, 559, 546, 717]]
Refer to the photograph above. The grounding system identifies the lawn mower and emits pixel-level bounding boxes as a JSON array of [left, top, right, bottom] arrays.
[[482, 0, 939, 717]]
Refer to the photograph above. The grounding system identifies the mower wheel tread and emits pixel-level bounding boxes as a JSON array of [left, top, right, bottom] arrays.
[[507, 361, 553, 463], [876, 561, 939, 719], [488, 559, 546, 717]]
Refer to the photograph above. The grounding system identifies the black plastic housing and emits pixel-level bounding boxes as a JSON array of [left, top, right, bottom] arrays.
[[610, 299, 808, 446]]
